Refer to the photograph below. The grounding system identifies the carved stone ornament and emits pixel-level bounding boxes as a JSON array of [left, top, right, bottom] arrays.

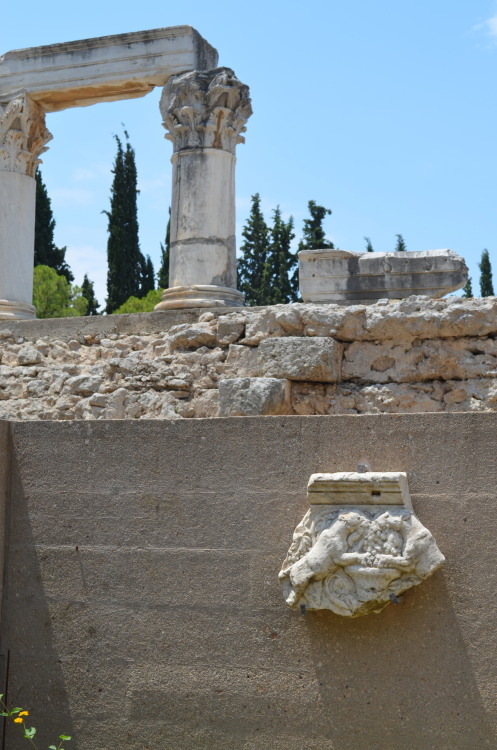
[[0, 92, 52, 176], [279, 472, 444, 617], [160, 67, 252, 154]]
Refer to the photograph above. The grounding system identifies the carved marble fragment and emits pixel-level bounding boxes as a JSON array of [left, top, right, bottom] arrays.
[[279, 472, 444, 616]]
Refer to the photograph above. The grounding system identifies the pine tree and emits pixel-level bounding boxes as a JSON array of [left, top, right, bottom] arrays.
[[298, 200, 334, 251], [237, 193, 271, 306], [104, 132, 145, 313], [479, 249, 494, 297], [364, 236, 374, 252], [81, 274, 100, 315], [462, 277, 473, 299], [34, 170, 74, 282], [157, 208, 171, 289], [395, 234, 407, 252], [267, 207, 297, 304]]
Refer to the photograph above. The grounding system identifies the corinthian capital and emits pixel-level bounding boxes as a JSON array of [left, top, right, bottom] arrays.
[[0, 92, 52, 176], [160, 67, 252, 154]]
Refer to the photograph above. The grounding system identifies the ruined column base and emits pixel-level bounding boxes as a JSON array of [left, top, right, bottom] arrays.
[[0, 299, 36, 320], [155, 284, 244, 310]]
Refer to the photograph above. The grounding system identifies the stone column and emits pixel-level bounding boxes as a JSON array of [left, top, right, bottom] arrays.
[[0, 92, 52, 319], [155, 67, 252, 310]]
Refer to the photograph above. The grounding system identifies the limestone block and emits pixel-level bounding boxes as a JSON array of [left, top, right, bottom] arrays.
[[225, 345, 259, 377], [299, 249, 468, 303], [258, 336, 342, 382], [169, 324, 217, 352], [17, 345, 42, 365], [279, 472, 444, 616], [219, 378, 291, 417]]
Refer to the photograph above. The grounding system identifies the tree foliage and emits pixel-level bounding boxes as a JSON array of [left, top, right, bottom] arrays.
[[81, 274, 100, 315], [105, 132, 150, 313], [34, 170, 74, 282], [112, 288, 163, 314], [267, 207, 297, 304], [479, 249, 494, 297], [364, 236, 374, 252], [461, 277, 473, 299], [394, 234, 407, 252], [298, 200, 334, 251], [33, 265, 87, 318], [157, 208, 171, 289], [237, 193, 271, 306]]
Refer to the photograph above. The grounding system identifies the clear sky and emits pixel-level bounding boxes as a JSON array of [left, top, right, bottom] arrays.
[[2, 1, 497, 307]]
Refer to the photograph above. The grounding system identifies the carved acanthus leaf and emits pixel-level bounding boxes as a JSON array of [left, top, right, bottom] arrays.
[[160, 67, 252, 154], [0, 93, 52, 176]]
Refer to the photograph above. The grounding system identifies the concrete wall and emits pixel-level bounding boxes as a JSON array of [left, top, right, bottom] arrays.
[[0, 413, 496, 749]]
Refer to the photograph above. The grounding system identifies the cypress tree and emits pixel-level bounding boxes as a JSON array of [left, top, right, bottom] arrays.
[[157, 208, 171, 289], [267, 207, 297, 304], [105, 132, 145, 313], [237, 193, 271, 306], [479, 249, 494, 297], [140, 255, 155, 296], [81, 274, 100, 315], [462, 277, 473, 299], [34, 170, 74, 282], [395, 234, 407, 252], [298, 200, 334, 251], [364, 236, 374, 252]]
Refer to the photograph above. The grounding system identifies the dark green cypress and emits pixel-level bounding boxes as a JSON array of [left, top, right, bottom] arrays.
[[81, 274, 100, 315], [267, 207, 297, 304], [395, 234, 407, 252], [34, 169, 74, 282], [479, 249, 494, 297], [140, 255, 155, 295], [364, 236, 374, 252], [461, 277, 473, 299], [105, 132, 145, 313], [237, 193, 271, 306], [157, 208, 171, 289], [298, 201, 334, 251]]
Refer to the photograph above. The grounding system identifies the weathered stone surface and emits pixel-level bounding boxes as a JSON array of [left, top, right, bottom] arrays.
[[219, 377, 291, 416], [299, 248, 468, 303], [258, 336, 342, 382], [280, 472, 444, 616]]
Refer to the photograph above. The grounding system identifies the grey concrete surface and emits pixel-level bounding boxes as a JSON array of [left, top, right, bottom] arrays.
[[0, 414, 496, 749]]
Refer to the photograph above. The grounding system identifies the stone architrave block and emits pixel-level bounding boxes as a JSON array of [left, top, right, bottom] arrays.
[[279, 471, 444, 617], [219, 377, 291, 417], [258, 336, 342, 382]]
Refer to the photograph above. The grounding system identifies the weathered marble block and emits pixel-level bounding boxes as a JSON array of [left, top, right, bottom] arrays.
[[257, 336, 342, 382], [219, 377, 291, 417], [279, 471, 444, 617], [299, 249, 468, 304]]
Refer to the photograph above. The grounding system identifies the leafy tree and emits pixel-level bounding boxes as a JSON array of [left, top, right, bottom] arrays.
[[34, 170, 74, 282], [113, 288, 163, 314], [461, 277, 473, 299], [479, 249, 494, 297], [395, 234, 407, 252], [104, 132, 146, 313], [33, 265, 87, 318], [140, 255, 155, 296], [81, 274, 100, 315], [364, 236, 374, 252], [237, 193, 271, 306], [157, 208, 171, 289], [298, 200, 334, 251], [267, 207, 297, 304]]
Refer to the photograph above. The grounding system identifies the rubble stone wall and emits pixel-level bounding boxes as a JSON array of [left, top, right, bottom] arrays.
[[1, 296, 497, 420]]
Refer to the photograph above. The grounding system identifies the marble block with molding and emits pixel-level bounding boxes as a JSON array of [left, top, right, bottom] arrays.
[[299, 248, 468, 304], [279, 471, 444, 617]]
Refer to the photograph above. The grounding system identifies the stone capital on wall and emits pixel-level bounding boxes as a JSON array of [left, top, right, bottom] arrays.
[[160, 67, 252, 155], [0, 91, 52, 177]]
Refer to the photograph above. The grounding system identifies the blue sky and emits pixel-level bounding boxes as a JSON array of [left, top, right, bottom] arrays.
[[2, 1, 497, 306]]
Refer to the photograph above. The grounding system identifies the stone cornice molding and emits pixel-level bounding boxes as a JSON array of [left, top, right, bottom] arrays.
[[0, 92, 52, 176], [160, 67, 252, 155]]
